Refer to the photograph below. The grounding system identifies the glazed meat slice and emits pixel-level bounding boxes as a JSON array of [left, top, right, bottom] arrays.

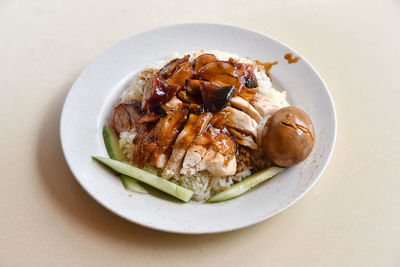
[[142, 56, 193, 110], [197, 61, 235, 78], [184, 80, 236, 112], [162, 112, 212, 178], [113, 101, 147, 135], [185, 79, 202, 96], [196, 61, 237, 88], [195, 126, 237, 177], [180, 113, 237, 177], [159, 58, 181, 77], [200, 82, 235, 112], [236, 87, 280, 146], [228, 127, 258, 150], [177, 90, 202, 105], [195, 58, 257, 92], [159, 56, 190, 79], [159, 55, 193, 88], [192, 53, 217, 73], [113, 104, 131, 134], [182, 135, 237, 177], [142, 73, 176, 109], [224, 106, 258, 137], [131, 97, 189, 168], [235, 62, 258, 88], [230, 96, 262, 123], [161, 114, 195, 177], [238, 87, 279, 118]]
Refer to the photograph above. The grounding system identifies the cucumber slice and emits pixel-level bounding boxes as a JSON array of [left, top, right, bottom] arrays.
[[93, 156, 194, 202], [103, 125, 128, 162], [103, 125, 147, 194], [120, 175, 148, 194], [207, 166, 284, 203]]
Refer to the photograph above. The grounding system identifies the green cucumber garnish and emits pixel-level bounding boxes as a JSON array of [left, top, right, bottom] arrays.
[[93, 157, 194, 202], [208, 166, 283, 202], [103, 125, 147, 194]]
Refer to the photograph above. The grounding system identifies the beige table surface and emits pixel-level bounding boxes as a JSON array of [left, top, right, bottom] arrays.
[[1, 0, 399, 266]]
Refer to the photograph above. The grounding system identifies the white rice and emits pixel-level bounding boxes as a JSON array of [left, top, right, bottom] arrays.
[[118, 50, 289, 201], [119, 128, 137, 161]]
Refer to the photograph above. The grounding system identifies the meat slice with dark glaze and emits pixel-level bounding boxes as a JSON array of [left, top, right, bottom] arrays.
[[113, 101, 147, 135], [238, 87, 279, 118], [192, 53, 217, 73], [131, 97, 189, 168], [180, 111, 238, 177], [195, 126, 237, 177], [228, 127, 258, 150], [142, 55, 193, 110], [230, 96, 262, 123]]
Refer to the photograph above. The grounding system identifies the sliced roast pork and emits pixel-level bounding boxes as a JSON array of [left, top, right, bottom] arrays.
[[113, 101, 147, 135], [131, 97, 189, 168]]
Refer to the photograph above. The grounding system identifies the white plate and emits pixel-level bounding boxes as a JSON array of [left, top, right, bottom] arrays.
[[60, 23, 336, 234]]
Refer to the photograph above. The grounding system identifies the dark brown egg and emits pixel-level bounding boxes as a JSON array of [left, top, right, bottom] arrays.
[[262, 106, 315, 167]]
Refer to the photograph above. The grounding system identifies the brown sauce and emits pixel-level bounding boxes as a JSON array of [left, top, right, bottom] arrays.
[[284, 53, 300, 64], [255, 60, 278, 77]]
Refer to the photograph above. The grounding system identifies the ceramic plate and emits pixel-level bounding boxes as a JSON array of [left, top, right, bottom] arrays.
[[60, 23, 336, 234]]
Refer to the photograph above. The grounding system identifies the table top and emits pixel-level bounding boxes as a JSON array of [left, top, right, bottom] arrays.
[[1, 1, 399, 266]]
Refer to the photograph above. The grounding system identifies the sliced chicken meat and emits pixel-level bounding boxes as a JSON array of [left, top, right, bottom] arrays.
[[180, 118, 237, 177], [206, 152, 237, 177], [228, 127, 258, 150], [195, 126, 237, 177], [224, 106, 258, 137], [239, 87, 279, 118], [162, 112, 212, 178], [180, 145, 207, 176], [230, 96, 262, 123], [236, 87, 281, 146]]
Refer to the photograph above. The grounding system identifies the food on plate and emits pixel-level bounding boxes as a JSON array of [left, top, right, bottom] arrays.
[[94, 50, 314, 202]]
